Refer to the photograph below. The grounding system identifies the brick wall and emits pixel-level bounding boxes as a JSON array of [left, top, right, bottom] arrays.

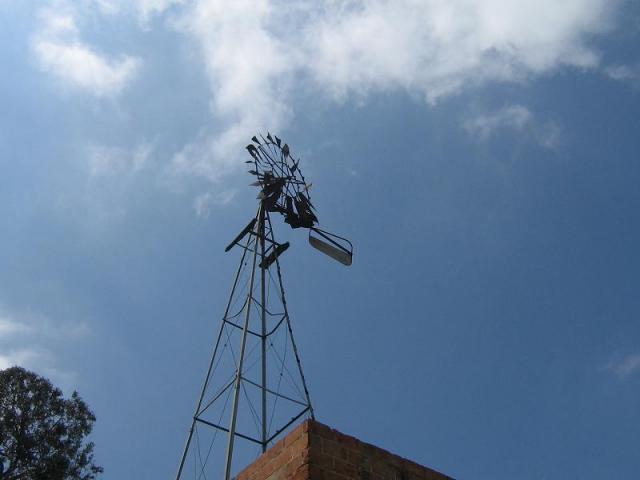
[[235, 420, 452, 480], [235, 421, 311, 480]]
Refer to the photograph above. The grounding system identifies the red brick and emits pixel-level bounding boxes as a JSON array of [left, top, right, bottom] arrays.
[[235, 420, 452, 480]]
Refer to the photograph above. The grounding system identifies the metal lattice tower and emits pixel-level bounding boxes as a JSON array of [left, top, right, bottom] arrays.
[[175, 134, 352, 480]]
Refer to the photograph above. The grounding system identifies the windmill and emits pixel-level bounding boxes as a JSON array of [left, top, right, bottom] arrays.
[[175, 134, 353, 480]]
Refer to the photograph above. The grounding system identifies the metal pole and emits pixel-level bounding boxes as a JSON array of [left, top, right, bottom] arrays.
[[260, 207, 268, 451], [175, 220, 253, 480], [223, 203, 263, 480]]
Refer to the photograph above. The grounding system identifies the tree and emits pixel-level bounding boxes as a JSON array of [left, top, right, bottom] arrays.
[[0, 366, 102, 479]]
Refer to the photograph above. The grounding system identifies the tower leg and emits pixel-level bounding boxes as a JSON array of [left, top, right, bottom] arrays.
[[175, 206, 256, 480], [266, 213, 315, 420], [223, 203, 263, 480], [260, 208, 268, 452]]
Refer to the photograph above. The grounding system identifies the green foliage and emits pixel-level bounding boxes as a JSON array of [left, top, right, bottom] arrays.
[[0, 366, 102, 479]]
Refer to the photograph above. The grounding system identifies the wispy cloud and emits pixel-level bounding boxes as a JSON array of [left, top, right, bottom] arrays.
[[193, 189, 237, 218], [52, 140, 159, 232], [603, 354, 640, 379], [463, 105, 533, 140], [170, 0, 296, 180], [0, 347, 58, 378], [32, 6, 140, 97], [605, 64, 640, 85], [0, 308, 89, 389], [137, 0, 185, 24], [87, 141, 155, 177], [0, 316, 33, 336], [463, 104, 561, 148], [536, 122, 563, 150]]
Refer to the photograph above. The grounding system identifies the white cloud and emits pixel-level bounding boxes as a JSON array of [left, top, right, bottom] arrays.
[[34, 42, 139, 96], [170, 130, 240, 182], [604, 354, 640, 379], [87, 141, 154, 177], [57, 140, 158, 232], [0, 308, 88, 389], [28, 0, 622, 182], [137, 0, 185, 23], [193, 189, 237, 217], [605, 64, 640, 84], [0, 316, 33, 337], [0, 347, 49, 371], [463, 104, 533, 139], [463, 104, 562, 148], [25, 0, 621, 185], [305, 1, 611, 102], [168, 0, 619, 180], [86, 0, 185, 25], [536, 121, 563, 150], [170, 0, 296, 180], [33, 6, 140, 97], [93, 0, 123, 15]]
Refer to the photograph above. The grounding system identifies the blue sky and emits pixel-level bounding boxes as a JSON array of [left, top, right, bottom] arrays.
[[1, 0, 640, 478]]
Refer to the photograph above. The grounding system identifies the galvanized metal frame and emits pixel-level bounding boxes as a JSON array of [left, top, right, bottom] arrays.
[[175, 201, 314, 480], [176, 133, 353, 479]]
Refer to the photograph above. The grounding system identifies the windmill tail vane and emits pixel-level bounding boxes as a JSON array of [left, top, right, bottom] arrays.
[[175, 133, 352, 480]]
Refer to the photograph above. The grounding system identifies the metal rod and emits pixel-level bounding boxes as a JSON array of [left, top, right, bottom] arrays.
[[250, 297, 284, 316], [175, 224, 252, 480], [266, 406, 310, 444], [264, 315, 286, 337], [241, 377, 308, 407], [223, 319, 262, 338], [196, 378, 235, 417], [260, 206, 268, 452], [195, 418, 263, 446], [223, 203, 263, 480]]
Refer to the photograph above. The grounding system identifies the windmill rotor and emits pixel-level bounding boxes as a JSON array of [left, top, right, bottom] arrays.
[[242, 133, 353, 265]]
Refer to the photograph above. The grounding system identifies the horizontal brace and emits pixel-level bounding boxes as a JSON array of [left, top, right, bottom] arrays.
[[240, 377, 308, 408], [267, 406, 310, 444], [223, 316, 285, 339], [194, 418, 263, 446], [224, 319, 262, 338]]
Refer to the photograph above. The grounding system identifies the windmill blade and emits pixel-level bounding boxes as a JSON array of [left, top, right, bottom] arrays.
[[308, 227, 353, 266], [246, 144, 262, 164]]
